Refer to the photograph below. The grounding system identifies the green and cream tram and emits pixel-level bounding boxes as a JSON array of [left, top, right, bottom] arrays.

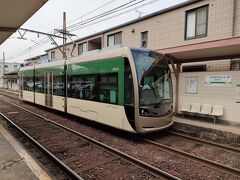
[[19, 46, 173, 133]]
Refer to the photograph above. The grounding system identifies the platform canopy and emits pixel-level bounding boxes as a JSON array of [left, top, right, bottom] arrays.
[[0, 0, 48, 45], [156, 36, 240, 113], [157, 36, 240, 63]]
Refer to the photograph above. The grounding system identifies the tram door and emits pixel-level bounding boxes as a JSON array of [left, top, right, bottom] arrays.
[[44, 72, 53, 107]]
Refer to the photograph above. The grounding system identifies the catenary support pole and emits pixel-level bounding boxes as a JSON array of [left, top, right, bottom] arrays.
[[175, 63, 181, 113], [63, 12, 68, 113]]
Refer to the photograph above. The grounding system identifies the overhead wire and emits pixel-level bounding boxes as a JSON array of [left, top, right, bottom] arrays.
[[69, 0, 158, 32], [67, 0, 118, 25], [6, 0, 119, 62], [67, 0, 140, 30], [6, 0, 158, 62]]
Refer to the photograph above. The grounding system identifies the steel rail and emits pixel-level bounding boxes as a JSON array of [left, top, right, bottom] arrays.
[[4, 90, 240, 153], [2, 91, 239, 154], [0, 112, 83, 180], [0, 98, 181, 180], [1, 91, 240, 177], [144, 138, 240, 177], [168, 131, 240, 154], [0, 89, 19, 96]]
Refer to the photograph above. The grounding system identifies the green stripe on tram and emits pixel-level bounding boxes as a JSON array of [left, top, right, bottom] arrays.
[[19, 57, 125, 106], [35, 66, 64, 76], [67, 57, 125, 106], [19, 69, 34, 77]]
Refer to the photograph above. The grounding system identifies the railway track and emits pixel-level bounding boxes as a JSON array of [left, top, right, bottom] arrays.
[[1, 90, 240, 179], [168, 131, 240, 154], [143, 136, 240, 177], [1, 90, 239, 155], [0, 113, 82, 180], [0, 98, 179, 180]]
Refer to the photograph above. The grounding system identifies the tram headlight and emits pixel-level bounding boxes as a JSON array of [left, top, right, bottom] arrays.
[[139, 108, 150, 115]]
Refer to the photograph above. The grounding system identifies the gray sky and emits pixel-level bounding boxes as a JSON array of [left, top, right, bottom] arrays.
[[0, 0, 186, 63]]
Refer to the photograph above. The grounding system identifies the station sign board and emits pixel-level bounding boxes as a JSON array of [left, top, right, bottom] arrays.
[[205, 75, 231, 87]]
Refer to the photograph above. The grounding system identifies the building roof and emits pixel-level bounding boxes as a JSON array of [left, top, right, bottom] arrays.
[[24, 54, 47, 62], [44, 0, 240, 63], [3, 69, 18, 76], [158, 36, 240, 63], [46, 0, 200, 52], [0, 0, 48, 45]]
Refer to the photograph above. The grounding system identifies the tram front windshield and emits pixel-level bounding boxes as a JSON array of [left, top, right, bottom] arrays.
[[132, 49, 173, 117]]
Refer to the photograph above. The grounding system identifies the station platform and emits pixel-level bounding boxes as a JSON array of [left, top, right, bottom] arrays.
[[0, 125, 51, 180], [0, 88, 19, 95], [172, 116, 240, 147]]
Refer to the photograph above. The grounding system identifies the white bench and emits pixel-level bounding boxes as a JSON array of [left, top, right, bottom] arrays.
[[180, 103, 223, 124], [180, 102, 191, 117], [189, 103, 201, 113], [199, 104, 212, 115], [210, 105, 224, 124]]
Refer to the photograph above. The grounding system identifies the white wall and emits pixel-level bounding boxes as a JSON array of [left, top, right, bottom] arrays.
[[177, 71, 240, 123]]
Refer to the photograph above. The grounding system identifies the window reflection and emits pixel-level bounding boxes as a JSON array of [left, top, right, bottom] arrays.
[[68, 75, 96, 101], [23, 77, 34, 91]]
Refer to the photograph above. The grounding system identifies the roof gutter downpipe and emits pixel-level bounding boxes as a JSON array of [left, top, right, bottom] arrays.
[[232, 0, 236, 37]]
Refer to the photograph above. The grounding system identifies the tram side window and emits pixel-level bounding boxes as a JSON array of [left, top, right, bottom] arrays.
[[23, 77, 34, 91], [53, 75, 64, 96], [124, 60, 134, 106], [35, 76, 44, 93], [98, 73, 118, 104], [68, 75, 96, 100]]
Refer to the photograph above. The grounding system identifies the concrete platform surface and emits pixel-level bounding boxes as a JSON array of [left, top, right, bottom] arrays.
[[0, 125, 51, 180], [174, 116, 240, 134], [173, 116, 240, 147], [0, 88, 19, 95]]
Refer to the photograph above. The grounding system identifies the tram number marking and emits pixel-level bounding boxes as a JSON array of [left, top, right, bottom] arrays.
[[112, 67, 119, 71]]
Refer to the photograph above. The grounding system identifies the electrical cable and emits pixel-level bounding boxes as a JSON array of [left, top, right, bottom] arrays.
[[5, 0, 120, 62], [68, 0, 118, 25], [69, 0, 158, 32], [6, 0, 159, 62], [67, 0, 140, 30]]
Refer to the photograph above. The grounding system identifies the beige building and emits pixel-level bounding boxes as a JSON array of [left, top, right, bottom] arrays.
[[24, 54, 48, 65], [46, 0, 240, 124], [0, 62, 21, 89]]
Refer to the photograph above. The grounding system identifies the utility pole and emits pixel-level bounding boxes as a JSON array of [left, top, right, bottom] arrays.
[[63, 12, 67, 113], [63, 12, 67, 59]]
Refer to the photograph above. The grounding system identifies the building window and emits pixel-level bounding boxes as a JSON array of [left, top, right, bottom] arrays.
[[51, 51, 55, 61], [107, 32, 122, 47], [182, 65, 207, 72], [78, 42, 87, 55], [141, 31, 148, 48], [185, 5, 208, 40], [230, 59, 240, 71]]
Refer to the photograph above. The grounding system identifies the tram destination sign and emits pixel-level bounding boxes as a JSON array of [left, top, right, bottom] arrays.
[[205, 75, 231, 87]]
